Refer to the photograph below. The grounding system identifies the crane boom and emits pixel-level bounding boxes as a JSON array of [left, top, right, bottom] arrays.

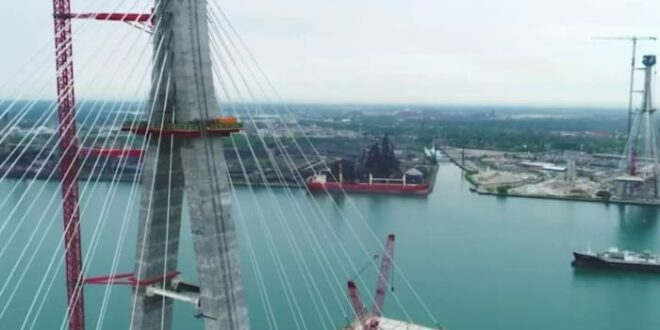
[[372, 234, 395, 318], [345, 234, 432, 329], [347, 280, 367, 326], [62, 12, 153, 23]]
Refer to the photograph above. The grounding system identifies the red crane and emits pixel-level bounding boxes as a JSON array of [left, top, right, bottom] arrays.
[[57, 12, 154, 31], [373, 234, 395, 318], [51, 2, 151, 329], [347, 234, 396, 330], [347, 280, 367, 325], [59, 12, 152, 23], [52, 1, 85, 329]]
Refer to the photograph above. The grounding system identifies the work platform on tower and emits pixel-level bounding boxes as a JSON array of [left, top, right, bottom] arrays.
[[121, 117, 243, 137]]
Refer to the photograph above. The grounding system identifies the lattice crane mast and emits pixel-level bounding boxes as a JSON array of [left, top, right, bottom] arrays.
[[51, 2, 151, 329]]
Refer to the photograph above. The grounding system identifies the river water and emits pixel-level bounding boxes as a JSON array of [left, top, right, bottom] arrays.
[[2, 164, 660, 329]]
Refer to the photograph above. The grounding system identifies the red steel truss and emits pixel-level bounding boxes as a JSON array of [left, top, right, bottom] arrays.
[[52, 2, 151, 328]]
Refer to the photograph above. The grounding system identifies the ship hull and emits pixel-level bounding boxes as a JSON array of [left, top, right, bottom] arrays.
[[571, 252, 660, 273], [306, 181, 431, 196]]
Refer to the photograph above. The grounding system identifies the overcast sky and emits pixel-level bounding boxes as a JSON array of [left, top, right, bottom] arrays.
[[1, 0, 659, 107]]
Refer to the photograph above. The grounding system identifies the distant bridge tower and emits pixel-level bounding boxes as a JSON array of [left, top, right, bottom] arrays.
[[129, 1, 249, 329], [618, 55, 660, 199]]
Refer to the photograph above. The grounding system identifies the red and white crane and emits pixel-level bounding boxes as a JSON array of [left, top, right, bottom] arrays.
[[51, 2, 151, 329], [347, 233, 395, 330], [346, 234, 440, 330]]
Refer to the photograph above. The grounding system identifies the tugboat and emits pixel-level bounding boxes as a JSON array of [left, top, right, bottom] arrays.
[[571, 247, 660, 273]]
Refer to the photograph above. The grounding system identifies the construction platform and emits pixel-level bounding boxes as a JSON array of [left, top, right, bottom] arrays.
[[121, 117, 243, 138]]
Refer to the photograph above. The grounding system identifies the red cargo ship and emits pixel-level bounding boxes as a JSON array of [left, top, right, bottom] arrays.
[[305, 173, 431, 196], [305, 135, 434, 196]]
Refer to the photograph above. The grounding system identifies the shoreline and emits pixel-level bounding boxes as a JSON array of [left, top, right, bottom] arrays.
[[472, 188, 660, 207], [443, 148, 660, 207]]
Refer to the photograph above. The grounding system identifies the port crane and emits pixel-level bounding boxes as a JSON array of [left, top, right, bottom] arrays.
[[592, 36, 657, 134]]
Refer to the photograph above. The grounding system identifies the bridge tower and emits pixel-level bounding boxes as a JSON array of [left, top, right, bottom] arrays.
[[618, 55, 660, 199], [129, 1, 249, 329]]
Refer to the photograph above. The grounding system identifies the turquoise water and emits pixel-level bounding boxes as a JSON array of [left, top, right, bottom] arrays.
[[2, 164, 660, 329]]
